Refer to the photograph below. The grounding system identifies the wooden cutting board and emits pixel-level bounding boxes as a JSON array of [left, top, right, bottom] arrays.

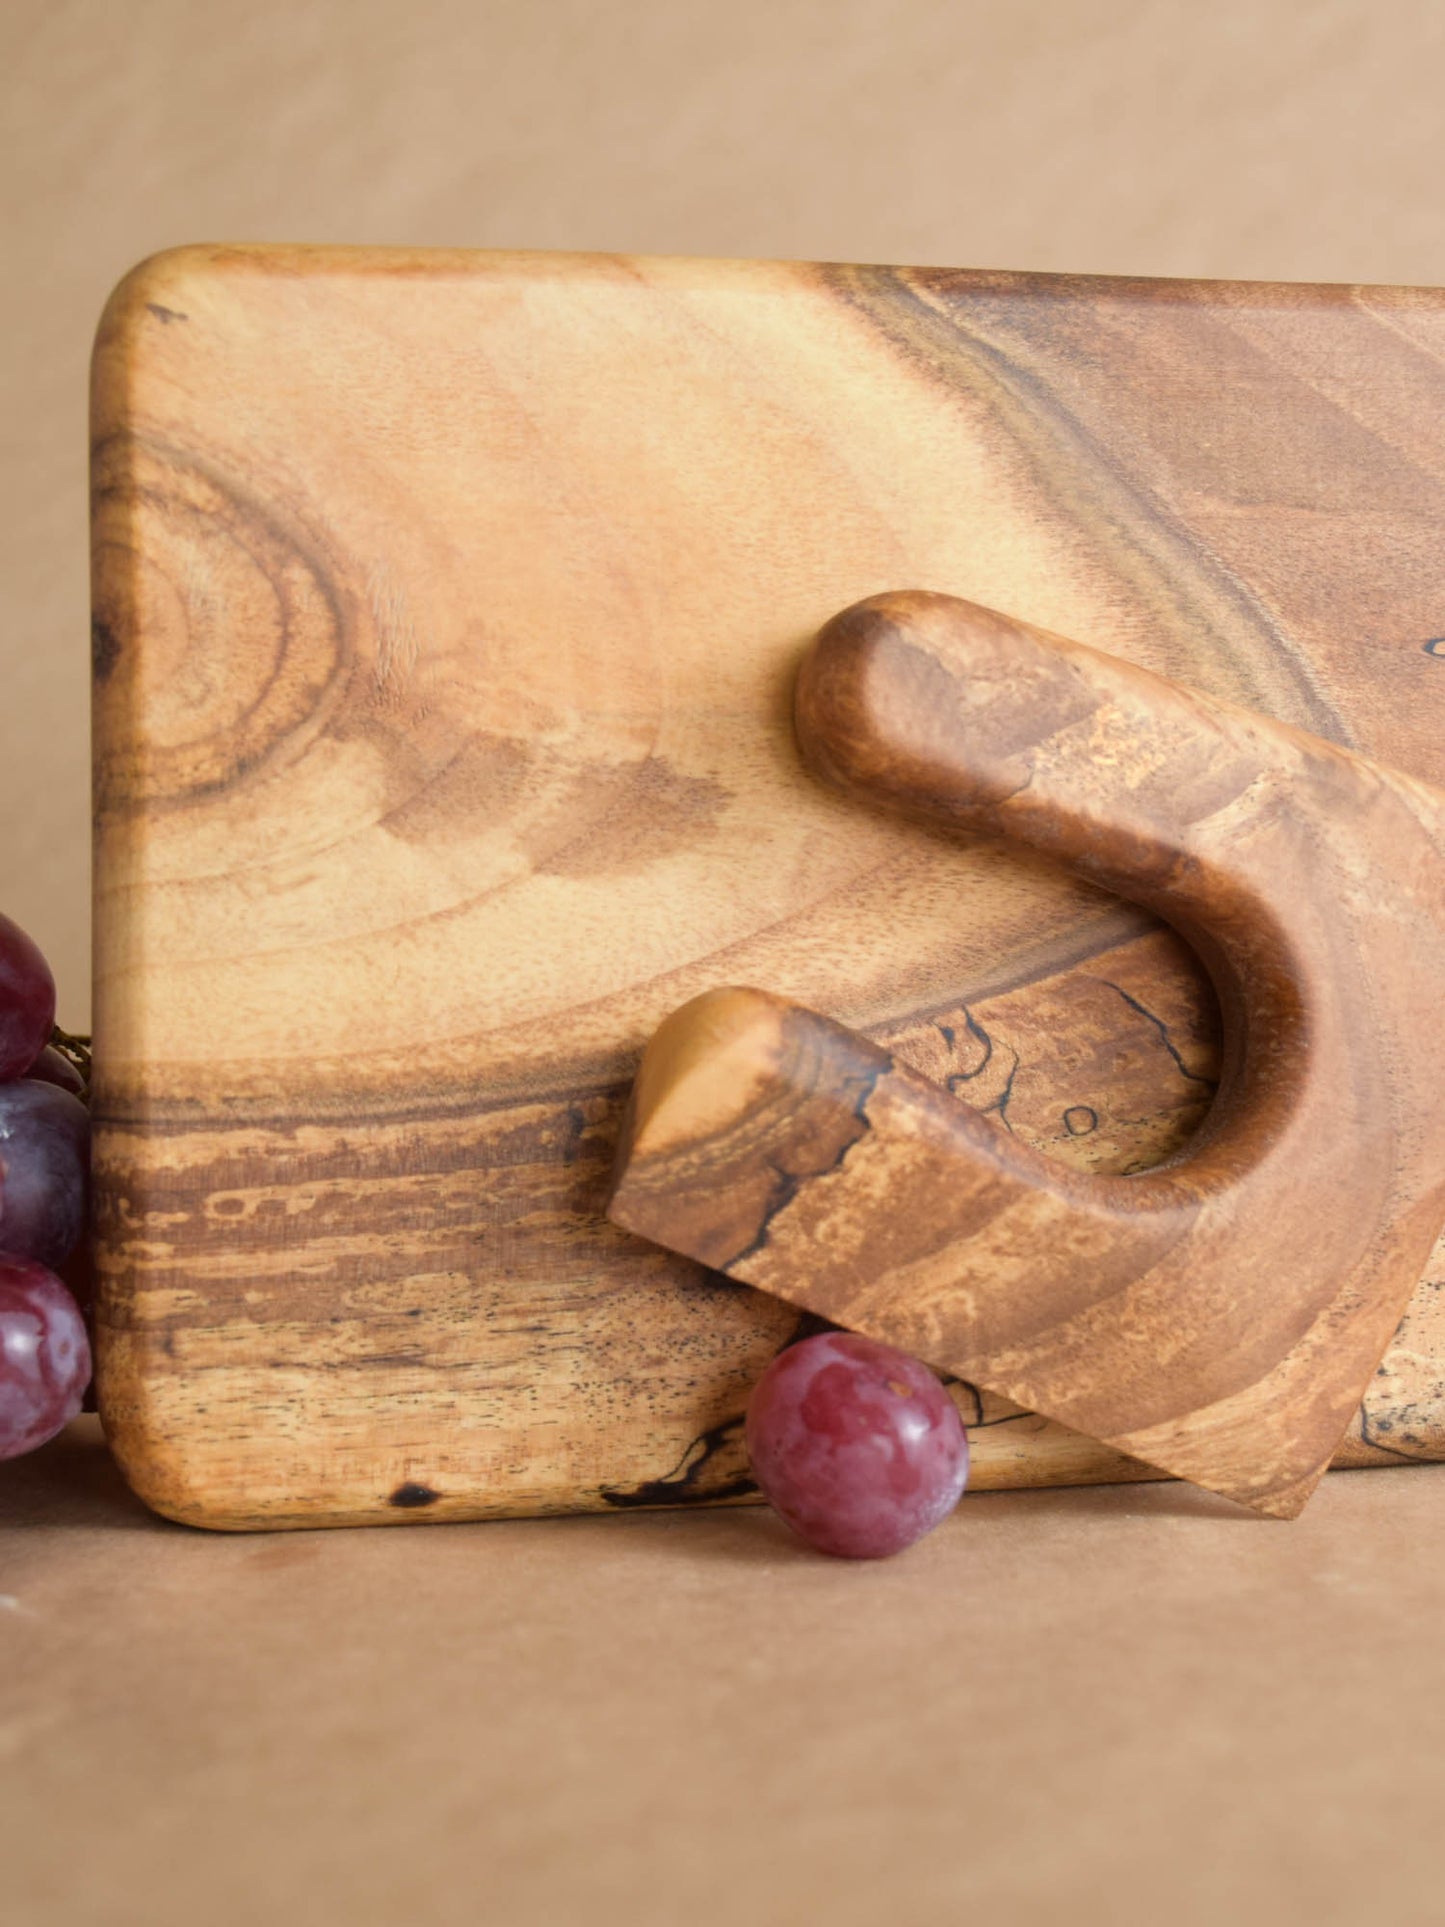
[[91, 245, 1445, 1528]]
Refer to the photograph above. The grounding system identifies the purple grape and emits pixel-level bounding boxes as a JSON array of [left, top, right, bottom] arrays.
[[0, 913, 56, 1082], [0, 1079, 90, 1267], [0, 1256, 91, 1458], [745, 1332, 969, 1558], [27, 1044, 85, 1098]]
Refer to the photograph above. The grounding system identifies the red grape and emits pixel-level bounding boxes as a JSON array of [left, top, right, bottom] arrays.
[[0, 1079, 90, 1267], [745, 1332, 969, 1558], [0, 912, 55, 1082], [27, 1044, 85, 1097], [0, 1256, 91, 1459], [58, 1237, 96, 1319]]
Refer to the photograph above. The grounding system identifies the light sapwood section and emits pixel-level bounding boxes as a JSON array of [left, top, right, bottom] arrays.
[[91, 246, 1445, 1526]]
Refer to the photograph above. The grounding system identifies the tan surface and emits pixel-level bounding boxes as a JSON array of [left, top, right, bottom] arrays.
[[8, 7, 1445, 1923], [3, 1422, 1444, 1927]]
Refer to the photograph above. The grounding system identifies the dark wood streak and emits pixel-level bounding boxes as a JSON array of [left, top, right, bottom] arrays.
[[388, 1481, 440, 1507], [599, 1415, 755, 1508], [824, 263, 1357, 744]]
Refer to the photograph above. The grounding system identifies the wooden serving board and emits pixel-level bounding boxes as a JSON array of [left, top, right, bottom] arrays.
[[92, 245, 1445, 1528]]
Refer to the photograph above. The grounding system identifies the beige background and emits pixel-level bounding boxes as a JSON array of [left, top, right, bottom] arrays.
[[6, 5, 1445, 1924], [9, 0, 1445, 1022], [7, 1422, 1445, 1927]]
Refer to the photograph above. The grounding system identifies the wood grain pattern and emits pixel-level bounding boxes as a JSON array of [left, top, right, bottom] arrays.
[[91, 245, 1445, 1527], [608, 592, 1445, 1516]]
